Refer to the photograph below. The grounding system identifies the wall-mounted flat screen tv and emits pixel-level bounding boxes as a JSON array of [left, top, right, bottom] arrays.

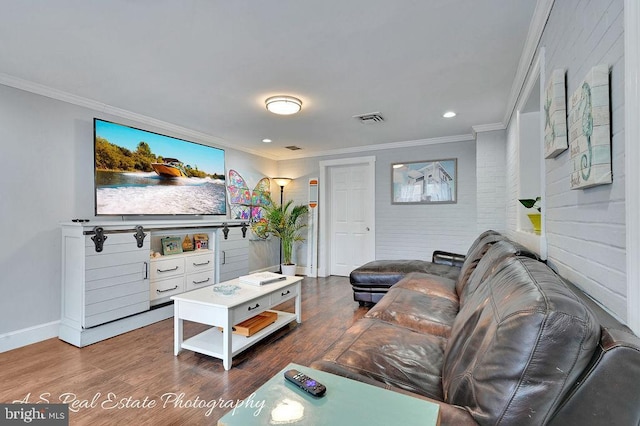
[[94, 118, 226, 216]]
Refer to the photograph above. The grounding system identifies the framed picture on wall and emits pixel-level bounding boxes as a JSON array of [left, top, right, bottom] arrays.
[[392, 158, 457, 204], [568, 64, 612, 189], [544, 68, 568, 158]]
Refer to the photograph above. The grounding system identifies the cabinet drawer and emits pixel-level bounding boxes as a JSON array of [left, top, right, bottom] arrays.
[[186, 252, 214, 273], [150, 276, 185, 301], [232, 295, 270, 324], [185, 270, 214, 291], [151, 257, 185, 280], [271, 284, 298, 305]]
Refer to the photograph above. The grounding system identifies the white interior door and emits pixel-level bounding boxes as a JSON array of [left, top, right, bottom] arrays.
[[328, 163, 375, 276]]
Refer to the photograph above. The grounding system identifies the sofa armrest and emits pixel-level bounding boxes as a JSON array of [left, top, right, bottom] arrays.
[[432, 250, 466, 267]]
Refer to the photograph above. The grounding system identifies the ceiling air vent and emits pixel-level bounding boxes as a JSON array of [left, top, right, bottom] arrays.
[[353, 112, 384, 124], [285, 145, 302, 151]]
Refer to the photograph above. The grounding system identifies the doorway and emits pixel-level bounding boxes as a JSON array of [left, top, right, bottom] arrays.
[[319, 156, 376, 277]]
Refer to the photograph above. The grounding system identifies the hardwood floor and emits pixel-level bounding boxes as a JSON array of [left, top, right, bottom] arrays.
[[0, 276, 367, 425]]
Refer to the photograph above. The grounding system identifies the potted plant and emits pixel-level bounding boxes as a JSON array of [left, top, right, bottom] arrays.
[[256, 195, 309, 275], [519, 196, 541, 234]]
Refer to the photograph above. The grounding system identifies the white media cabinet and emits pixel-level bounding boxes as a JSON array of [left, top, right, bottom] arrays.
[[59, 219, 249, 347]]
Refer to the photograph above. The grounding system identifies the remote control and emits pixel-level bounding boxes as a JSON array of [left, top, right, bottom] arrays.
[[284, 369, 327, 397]]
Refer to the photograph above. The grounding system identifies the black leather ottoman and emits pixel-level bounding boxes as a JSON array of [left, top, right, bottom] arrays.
[[349, 231, 508, 306], [350, 258, 461, 305]]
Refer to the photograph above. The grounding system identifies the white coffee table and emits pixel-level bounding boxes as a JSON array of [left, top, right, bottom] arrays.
[[171, 276, 303, 370]]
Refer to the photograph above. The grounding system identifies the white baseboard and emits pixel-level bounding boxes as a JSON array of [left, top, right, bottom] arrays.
[[252, 265, 308, 277], [251, 265, 280, 274], [59, 306, 174, 347], [0, 321, 60, 353]]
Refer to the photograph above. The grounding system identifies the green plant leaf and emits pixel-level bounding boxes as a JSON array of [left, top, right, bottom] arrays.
[[260, 194, 309, 264], [519, 199, 537, 208], [518, 196, 541, 212]]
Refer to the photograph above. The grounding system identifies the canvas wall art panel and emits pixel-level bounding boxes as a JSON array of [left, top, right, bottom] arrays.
[[568, 64, 612, 189], [544, 69, 568, 158]]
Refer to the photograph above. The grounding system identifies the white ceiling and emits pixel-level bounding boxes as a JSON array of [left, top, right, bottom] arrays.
[[0, 1, 539, 160]]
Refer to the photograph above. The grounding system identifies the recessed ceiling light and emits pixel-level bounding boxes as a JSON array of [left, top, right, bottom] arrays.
[[265, 96, 302, 115], [443, 111, 456, 118], [262, 138, 272, 143]]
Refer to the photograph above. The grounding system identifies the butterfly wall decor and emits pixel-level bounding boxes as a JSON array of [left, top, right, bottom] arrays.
[[227, 169, 271, 224]]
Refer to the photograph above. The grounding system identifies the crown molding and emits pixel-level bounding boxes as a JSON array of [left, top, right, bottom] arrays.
[[471, 122, 507, 137], [0, 72, 109, 111], [0, 72, 281, 161], [278, 134, 475, 160], [502, 0, 554, 126], [0, 71, 475, 162]]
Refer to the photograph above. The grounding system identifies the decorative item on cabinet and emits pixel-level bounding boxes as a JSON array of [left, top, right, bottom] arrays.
[[161, 236, 183, 255], [193, 233, 209, 249], [182, 235, 194, 251]]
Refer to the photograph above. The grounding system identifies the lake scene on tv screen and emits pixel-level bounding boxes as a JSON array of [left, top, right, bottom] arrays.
[[94, 119, 226, 215]]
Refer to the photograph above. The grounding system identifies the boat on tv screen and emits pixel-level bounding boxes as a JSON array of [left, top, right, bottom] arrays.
[[94, 119, 226, 216]]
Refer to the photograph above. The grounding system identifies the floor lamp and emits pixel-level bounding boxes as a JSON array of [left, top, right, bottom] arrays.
[[272, 177, 292, 271]]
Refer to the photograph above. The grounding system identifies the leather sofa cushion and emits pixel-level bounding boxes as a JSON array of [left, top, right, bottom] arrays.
[[392, 272, 457, 299], [442, 257, 600, 425], [548, 327, 640, 424], [365, 275, 459, 337], [455, 233, 505, 296], [315, 318, 447, 400], [350, 259, 460, 287], [464, 229, 501, 254], [459, 239, 539, 305]]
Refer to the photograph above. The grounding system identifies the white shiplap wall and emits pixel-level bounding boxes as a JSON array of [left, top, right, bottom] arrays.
[[508, 0, 627, 320], [506, 122, 520, 234], [476, 130, 507, 233], [375, 142, 477, 259]]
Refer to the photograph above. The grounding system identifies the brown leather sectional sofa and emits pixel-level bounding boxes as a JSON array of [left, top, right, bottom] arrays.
[[311, 231, 640, 425]]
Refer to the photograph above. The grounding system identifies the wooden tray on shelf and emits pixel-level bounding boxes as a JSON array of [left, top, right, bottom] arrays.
[[219, 311, 278, 337]]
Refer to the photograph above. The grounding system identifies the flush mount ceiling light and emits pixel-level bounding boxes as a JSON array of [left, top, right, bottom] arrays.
[[443, 111, 457, 118], [265, 96, 302, 115], [262, 138, 272, 143]]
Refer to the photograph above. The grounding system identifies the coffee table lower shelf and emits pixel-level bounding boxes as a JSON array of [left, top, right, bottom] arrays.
[[181, 310, 296, 359]]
